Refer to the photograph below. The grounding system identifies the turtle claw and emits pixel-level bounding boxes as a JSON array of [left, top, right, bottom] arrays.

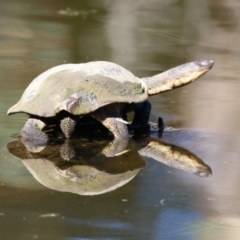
[[114, 149, 130, 156], [115, 118, 129, 124]]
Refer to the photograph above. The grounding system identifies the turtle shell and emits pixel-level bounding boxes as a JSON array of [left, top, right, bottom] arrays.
[[8, 61, 148, 117]]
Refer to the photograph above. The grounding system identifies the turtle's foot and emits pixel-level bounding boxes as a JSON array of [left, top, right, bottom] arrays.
[[60, 117, 76, 138], [21, 118, 49, 152], [131, 124, 150, 138]]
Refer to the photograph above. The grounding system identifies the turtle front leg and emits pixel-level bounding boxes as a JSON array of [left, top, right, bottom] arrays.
[[21, 118, 49, 152], [60, 117, 76, 138], [90, 107, 129, 140], [90, 107, 129, 157]]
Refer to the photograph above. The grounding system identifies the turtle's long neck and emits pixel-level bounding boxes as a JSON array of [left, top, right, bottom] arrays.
[[141, 59, 214, 96]]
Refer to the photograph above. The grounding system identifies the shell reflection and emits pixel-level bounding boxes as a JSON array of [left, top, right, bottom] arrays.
[[8, 138, 146, 196]]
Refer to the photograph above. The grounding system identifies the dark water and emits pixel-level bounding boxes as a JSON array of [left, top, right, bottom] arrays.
[[1, 0, 240, 239]]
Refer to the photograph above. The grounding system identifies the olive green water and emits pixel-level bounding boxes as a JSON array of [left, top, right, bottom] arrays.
[[1, 0, 240, 239]]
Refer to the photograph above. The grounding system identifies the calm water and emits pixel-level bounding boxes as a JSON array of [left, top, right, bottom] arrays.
[[1, 0, 240, 239]]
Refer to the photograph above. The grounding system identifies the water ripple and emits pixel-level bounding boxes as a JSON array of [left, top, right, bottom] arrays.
[[0, 57, 62, 70]]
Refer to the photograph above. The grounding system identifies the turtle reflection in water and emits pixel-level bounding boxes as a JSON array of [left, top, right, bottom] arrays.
[[8, 128, 212, 196], [7, 59, 214, 145]]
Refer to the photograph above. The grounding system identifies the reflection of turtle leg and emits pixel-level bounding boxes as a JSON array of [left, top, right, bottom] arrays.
[[60, 117, 76, 138], [21, 118, 49, 151], [102, 138, 129, 157], [90, 105, 129, 140], [60, 139, 76, 161]]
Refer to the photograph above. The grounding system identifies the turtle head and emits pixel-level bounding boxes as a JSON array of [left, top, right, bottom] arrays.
[[179, 59, 214, 83]]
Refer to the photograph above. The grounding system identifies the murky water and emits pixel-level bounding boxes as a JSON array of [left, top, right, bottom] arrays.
[[1, 0, 240, 239]]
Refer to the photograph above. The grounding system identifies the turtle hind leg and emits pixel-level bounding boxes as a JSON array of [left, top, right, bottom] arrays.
[[60, 117, 76, 139], [131, 100, 151, 137], [21, 118, 49, 151]]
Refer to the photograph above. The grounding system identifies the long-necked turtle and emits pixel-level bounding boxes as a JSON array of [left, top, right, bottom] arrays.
[[7, 59, 213, 140]]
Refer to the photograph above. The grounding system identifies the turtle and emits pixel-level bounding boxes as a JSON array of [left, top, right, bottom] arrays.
[[7, 59, 214, 141]]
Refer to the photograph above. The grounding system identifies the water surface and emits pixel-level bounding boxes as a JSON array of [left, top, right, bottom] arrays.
[[1, 0, 240, 239]]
